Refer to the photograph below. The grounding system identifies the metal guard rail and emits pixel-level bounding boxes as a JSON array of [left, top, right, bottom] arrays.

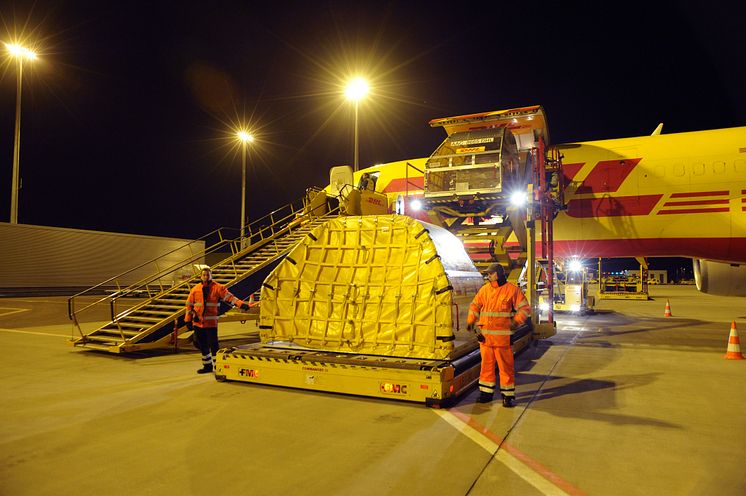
[[68, 190, 336, 330]]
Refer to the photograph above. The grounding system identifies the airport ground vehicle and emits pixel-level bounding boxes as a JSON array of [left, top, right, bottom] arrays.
[[538, 260, 595, 315]]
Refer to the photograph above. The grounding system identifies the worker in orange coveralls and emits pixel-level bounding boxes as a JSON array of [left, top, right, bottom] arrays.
[[185, 267, 250, 374], [467, 263, 531, 407]]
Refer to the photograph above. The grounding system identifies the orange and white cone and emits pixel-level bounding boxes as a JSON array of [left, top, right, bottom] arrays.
[[664, 300, 672, 318], [724, 321, 744, 360]]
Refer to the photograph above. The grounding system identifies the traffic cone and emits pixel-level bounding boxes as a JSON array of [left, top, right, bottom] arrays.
[[724, 321, 744, 360], [663, 300, 672, 318]]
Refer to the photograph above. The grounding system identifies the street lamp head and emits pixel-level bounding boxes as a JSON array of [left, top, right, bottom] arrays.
[[237, 131, 254, 143], [344, 77, 369, 102], [4, 43, 37, 60]]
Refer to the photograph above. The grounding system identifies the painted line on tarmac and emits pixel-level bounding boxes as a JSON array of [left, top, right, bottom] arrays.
[[0, 327, 64, 337], [0, 307, 31, 317], [434, 408, 585, 496]]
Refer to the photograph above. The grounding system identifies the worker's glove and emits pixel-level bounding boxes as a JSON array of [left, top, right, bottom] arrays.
[[466, 323, 476, 333], [186, 321, 193, 332], [510, 320, 519, 331], [476, 332, 485, 343], [240, 302, 250, 311]]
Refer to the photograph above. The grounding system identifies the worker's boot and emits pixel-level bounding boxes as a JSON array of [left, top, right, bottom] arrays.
[[502, 395, 515, 408], [476, 392, 493, 403], [197, 366, 213, 374]]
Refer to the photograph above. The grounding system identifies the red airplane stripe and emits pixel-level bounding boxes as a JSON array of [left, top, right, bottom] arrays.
[[561, 162, 585, 187], [382, 176, 425, 193], [663, 199, 730, 206], [670, 190, 728, 198], [566, 194, 661, 218], [550, 238, 746, 263], [575, 158, 641, 194], [657, 207, 729, 215]]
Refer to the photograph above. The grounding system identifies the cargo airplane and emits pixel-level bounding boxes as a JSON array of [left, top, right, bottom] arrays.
[[333, 106, 746, 297]]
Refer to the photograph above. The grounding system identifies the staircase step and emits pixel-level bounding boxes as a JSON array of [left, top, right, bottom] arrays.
[[75, 341, 117, 351], [93, 329, 140, 338], [107, 323, 147, 331], [154, 299, 184, 305], [83, 335, 124, 345], [138, 310, 178, 317], [143, 305, 182, 312]]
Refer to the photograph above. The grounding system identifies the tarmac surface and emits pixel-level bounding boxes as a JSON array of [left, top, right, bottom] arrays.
[[0, 285, 745, 495]]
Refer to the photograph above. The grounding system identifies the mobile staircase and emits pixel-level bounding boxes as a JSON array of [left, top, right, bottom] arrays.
[[68, 190, 337, 353]]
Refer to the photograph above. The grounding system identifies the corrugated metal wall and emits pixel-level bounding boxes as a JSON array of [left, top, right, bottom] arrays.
[[0, 223, 205, 290]]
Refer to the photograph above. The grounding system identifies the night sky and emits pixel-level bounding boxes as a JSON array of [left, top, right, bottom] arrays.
[[1, 1, 744, 249]]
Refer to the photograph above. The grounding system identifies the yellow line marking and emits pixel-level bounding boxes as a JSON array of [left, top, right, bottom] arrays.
[[433, 409, 570, 496], [0, 307, 31, 317], [0, 328, 65, 337]]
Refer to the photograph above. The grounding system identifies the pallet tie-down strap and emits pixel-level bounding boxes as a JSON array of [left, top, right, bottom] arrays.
[[390, 291, 402, 351], [435, 284, 453, 295], [414, 228, 429, 239], [408, 293, 417, 351], [425, 254, 440, 264], [339, 284, 355, 345]]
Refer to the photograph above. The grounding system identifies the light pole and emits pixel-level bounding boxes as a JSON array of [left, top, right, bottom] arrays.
[[5, 43, 38, 224], [236, 130, 254, 249], [344, 77, 369, 172]]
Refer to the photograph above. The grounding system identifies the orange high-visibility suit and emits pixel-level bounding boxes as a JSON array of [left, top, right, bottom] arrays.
[[185, 281, 245, 328], [185, 280, 246, 371], [467, 280, 531, 399]]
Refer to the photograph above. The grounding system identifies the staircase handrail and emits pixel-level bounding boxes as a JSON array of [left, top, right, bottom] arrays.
[[68, 191, 334, 331], [67, 227, 232, 322], [106, 199, 340, 330]]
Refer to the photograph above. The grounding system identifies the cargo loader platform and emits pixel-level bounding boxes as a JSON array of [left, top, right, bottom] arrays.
[[216, 341, 482, 407], [214, 215, 489, 405]]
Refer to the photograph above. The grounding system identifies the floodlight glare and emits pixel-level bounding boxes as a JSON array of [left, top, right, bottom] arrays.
[[510, 191, 527, 206], [344, 77, 369, 101], [237, 131, 254, 143], [4, 43, 37, 60], [410, 199, 423, 211], [568, 259, 583, 272]]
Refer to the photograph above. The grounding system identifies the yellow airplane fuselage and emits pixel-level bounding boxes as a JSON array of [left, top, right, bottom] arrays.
[[359, 126, 746, 264]]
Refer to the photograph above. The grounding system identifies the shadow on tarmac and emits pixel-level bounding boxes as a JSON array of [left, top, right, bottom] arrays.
[[516, 371, 682, 428]]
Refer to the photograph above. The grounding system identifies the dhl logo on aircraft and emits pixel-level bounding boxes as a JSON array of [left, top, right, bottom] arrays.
[[562, 158, 738, 218]]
